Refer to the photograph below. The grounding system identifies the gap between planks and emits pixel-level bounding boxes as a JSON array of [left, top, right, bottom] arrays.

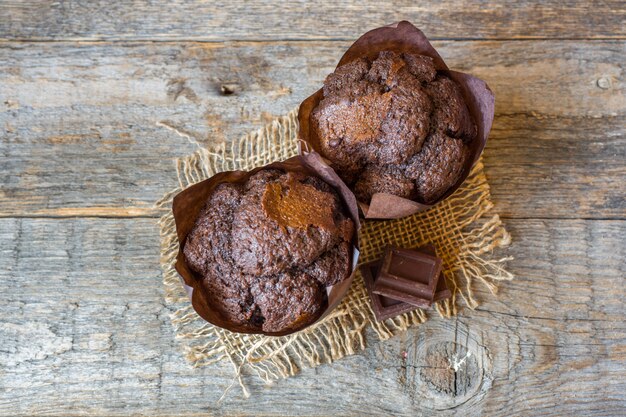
[[1, 212, 624, 221], [1, 37, 626, 46], [0, 35, 626, 44]]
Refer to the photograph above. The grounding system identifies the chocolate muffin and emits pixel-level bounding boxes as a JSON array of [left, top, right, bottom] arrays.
[[311, 50, 476, 204], [183, 169, 355, 333]]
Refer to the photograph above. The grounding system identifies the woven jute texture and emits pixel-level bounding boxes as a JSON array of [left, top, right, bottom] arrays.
[[156, 109, 513, 396]]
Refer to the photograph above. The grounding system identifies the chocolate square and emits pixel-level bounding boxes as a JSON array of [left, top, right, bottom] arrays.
[[434, 276, 452, 302], [360, 260, 421, 321], [419, 245, 452, 302], [373, 246, 443, 307]]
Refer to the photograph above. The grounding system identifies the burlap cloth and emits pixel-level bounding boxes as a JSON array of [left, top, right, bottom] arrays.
[[156, 110, 513, 396]]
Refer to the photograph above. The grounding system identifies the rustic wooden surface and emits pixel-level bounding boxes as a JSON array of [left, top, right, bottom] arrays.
[[0, 2, 624, 416]]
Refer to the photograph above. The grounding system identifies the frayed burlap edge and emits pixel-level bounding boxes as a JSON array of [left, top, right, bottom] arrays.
[[156, 109, 513, 397]]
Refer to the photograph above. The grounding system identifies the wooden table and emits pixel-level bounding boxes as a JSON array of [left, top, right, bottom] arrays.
[[1, 2, 624, 415]]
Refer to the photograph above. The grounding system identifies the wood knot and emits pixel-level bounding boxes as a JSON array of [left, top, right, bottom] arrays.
[[166, 78, 199, 103], [398, 321, 493, 410], [420, 342, 478, 397], [596, 77, 611, 90], [219, 83, 238, 96]]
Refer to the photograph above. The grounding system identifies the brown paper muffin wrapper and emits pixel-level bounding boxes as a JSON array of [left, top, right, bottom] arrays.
[[298, 21, 495, 219], [157, 110, 513, 398], [171, 153, 361, 337]]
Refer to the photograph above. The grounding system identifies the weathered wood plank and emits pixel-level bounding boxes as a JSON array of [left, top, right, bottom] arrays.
[[1, 41, 624, 219], [0, 218, 624, 416], [486, 115, 626, 219], [1, 1, 625, 41]]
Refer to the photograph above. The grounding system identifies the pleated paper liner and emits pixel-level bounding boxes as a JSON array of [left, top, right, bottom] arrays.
[[171, 153, 361, 337], [156, 110, 512, 397], [298, 21, 495, 219]]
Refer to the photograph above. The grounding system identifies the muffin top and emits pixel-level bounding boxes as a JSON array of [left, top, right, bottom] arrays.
[[311, 50, 476, 204], [183, 169, 355, 333]]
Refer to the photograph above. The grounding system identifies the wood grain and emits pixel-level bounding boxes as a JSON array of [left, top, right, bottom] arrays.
[[1, 1, 625, 41], [1, 40, 624, 218], [0, 218, 623, 416], [2, 2, 625, 414]]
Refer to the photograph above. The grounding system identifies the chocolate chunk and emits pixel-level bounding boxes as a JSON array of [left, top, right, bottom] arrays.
[[418, 244, 452, 302], [363, 245, 452, 321], [434, 275, 452, 302], [361, 260, 421, 321], [372, 246, 443, 307]]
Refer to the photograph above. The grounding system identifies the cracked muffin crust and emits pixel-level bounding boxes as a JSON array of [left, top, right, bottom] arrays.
[[183, 169, 355, 333], [311, 50, 476, 204]]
